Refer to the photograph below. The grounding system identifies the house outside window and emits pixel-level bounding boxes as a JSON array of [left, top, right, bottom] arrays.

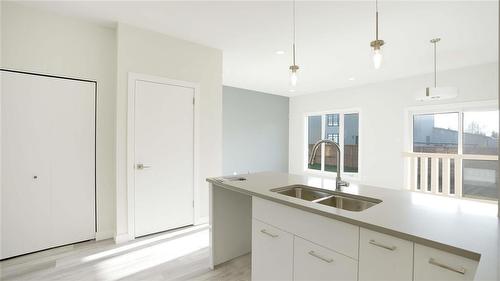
[[307, 111, 359, 175], [327, 114, 339, 127], [407, 104, 498, 202]]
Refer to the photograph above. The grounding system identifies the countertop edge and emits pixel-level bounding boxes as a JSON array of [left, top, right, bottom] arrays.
[[207, 178, 482, 261]]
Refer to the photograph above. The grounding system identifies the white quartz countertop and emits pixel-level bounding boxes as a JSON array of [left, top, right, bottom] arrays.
[[207, 172, 500, 281]]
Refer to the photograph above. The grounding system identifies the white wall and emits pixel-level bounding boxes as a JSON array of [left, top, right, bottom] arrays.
[[289, 63, 498, 190], [1, 3, 117, 239], [115, 23, 222, 239]]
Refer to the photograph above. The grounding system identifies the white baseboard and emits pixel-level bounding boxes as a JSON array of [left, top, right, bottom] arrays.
[[114, 233, 132, 244], [95, 230, 114, 241]]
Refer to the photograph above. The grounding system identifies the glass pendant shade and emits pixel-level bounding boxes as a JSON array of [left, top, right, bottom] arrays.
[[373, 48, 383, 69], [290, 70, 298, 87]]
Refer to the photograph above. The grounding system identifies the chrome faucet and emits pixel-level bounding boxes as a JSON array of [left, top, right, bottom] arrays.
[[308, 139, 349, 191]]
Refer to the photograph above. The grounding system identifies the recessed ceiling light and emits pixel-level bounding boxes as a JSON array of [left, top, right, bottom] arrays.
[[288, 89, 296, 92], [349, 77, 356, 81], [275, 50, 285, 55]]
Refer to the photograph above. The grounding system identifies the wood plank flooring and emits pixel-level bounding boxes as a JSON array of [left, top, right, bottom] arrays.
[[0, 225, 251, 281]]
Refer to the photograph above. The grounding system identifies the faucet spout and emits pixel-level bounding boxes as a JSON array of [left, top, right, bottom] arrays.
[[308, 139, 349, 190]]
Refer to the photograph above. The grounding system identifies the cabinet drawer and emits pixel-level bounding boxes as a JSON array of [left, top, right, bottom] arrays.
[[359, 228, 413, 281], [293, 236, 357, 281], [252, 219, 294, 281], [414, 244, 479, 281], [252, 197, 359, 259]]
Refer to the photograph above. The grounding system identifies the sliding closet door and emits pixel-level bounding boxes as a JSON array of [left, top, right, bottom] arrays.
[[1, 71, 95, 259]]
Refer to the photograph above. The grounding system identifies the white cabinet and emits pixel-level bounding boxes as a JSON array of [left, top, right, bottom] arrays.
[[252, 219, 294, 281], [294, 236, 357, 281], [251, 196, 480, 281], [358, 228, 413, 281], [253, 196, 359, 259], [414, 244, 479, 281]]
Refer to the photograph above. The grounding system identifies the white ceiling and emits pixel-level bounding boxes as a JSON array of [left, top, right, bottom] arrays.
[[15, 1, 499, 96]]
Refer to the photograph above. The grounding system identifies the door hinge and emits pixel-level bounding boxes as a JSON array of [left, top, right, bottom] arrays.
[[193, 97, 195, 105], [192, 200, 195, 207]]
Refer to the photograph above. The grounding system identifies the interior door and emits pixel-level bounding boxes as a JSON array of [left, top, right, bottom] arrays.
[[134, 79, 194, 237], [1, 70, 95, 259]]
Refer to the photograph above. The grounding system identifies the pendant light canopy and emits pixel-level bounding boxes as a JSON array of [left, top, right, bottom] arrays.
[[417, 38, 458, 101], [370, 0, 385, 69], [289, 0, 299, 87]]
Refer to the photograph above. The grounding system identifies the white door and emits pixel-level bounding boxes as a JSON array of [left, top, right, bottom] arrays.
[[1, 71, 95, 259], [134, 79, 194, 237]]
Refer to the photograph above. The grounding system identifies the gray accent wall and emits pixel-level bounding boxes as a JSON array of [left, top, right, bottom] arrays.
[[223, 86, 289, 175]]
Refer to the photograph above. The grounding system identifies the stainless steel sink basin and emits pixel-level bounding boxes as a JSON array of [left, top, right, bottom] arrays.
[[271, 185, 381, 212], [315, 195, 379, 212], [273, 185, 332, 201]]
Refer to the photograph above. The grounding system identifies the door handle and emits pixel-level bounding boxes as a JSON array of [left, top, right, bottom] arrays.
[[308, 251, 334, 263], [428, 258, 466, 275], [369, 239, 397, 251], [136, 163, 152, 170], [260, 229, 278, 238]]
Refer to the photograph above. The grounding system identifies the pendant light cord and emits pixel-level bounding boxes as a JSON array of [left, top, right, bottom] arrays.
[[434, 41, 437, 87], [292, 0, 296, 66], [375, 0, 379, 40]]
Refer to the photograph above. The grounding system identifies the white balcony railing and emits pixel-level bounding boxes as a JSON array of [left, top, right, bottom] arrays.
[[403, 152, 498, 198]]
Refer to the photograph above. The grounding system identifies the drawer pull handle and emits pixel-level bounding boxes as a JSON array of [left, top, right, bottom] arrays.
[[428, 258, 466, 275], [308, 251, 334, 263], [260, 229, 278, 238], [369, 239, 397, 251]]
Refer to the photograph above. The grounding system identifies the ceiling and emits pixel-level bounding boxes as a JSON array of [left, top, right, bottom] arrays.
[[15, 1, 499, 97]]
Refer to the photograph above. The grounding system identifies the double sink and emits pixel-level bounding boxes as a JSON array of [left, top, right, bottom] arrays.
[[271, 185, 381, 212]]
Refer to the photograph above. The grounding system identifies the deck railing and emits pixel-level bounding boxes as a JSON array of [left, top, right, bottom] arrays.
[[403, 152, 498, 197]]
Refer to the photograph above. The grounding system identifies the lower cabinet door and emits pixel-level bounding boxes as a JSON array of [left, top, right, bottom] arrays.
[[252, 219, 294, 281], [414, 244, 479, 281], [293, 236, 357, 281], [358, 228, 413, 281]]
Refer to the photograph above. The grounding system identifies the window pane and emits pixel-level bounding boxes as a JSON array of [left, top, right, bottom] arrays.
[[413, 113, 458, 153], [462, 160, 498, 201], [324, 114, 339, 172], [308, 116, 322, 170], [344, 113, 359, 173], [463, 111, 499, 155]]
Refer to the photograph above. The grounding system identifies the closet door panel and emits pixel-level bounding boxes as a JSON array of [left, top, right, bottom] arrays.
[[1, 72, 53, 258], [1, 71, 96, 259], [48, 79, 96, 245]]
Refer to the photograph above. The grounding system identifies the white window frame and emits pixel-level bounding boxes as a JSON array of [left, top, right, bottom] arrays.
[[304, 108, 361, 180], [404, 100, 498, 202]]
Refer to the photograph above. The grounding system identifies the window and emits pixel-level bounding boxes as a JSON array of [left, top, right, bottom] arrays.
[[307, 116, 322, 171], [409, 109, 498, 201], [306, 112, 359, 175], [462, 110, 498, 200], [413, 112, 458, 154], [463, 111, 499, 155]]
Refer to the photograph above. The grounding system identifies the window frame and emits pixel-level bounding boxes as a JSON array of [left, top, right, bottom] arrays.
[[304, 108, 361, 180], [404, 100, 498, 202]]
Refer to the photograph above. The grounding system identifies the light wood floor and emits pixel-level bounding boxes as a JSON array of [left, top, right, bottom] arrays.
[[0, 225, 251, 281]]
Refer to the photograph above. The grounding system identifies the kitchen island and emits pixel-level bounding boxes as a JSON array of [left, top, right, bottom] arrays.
[[207, 172, 499, 281]]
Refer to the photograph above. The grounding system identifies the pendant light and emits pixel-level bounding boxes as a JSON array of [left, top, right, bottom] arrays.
[[370, 0, 385, 69], [417, 38, 458, 101], [289, 0, 299, 87]]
